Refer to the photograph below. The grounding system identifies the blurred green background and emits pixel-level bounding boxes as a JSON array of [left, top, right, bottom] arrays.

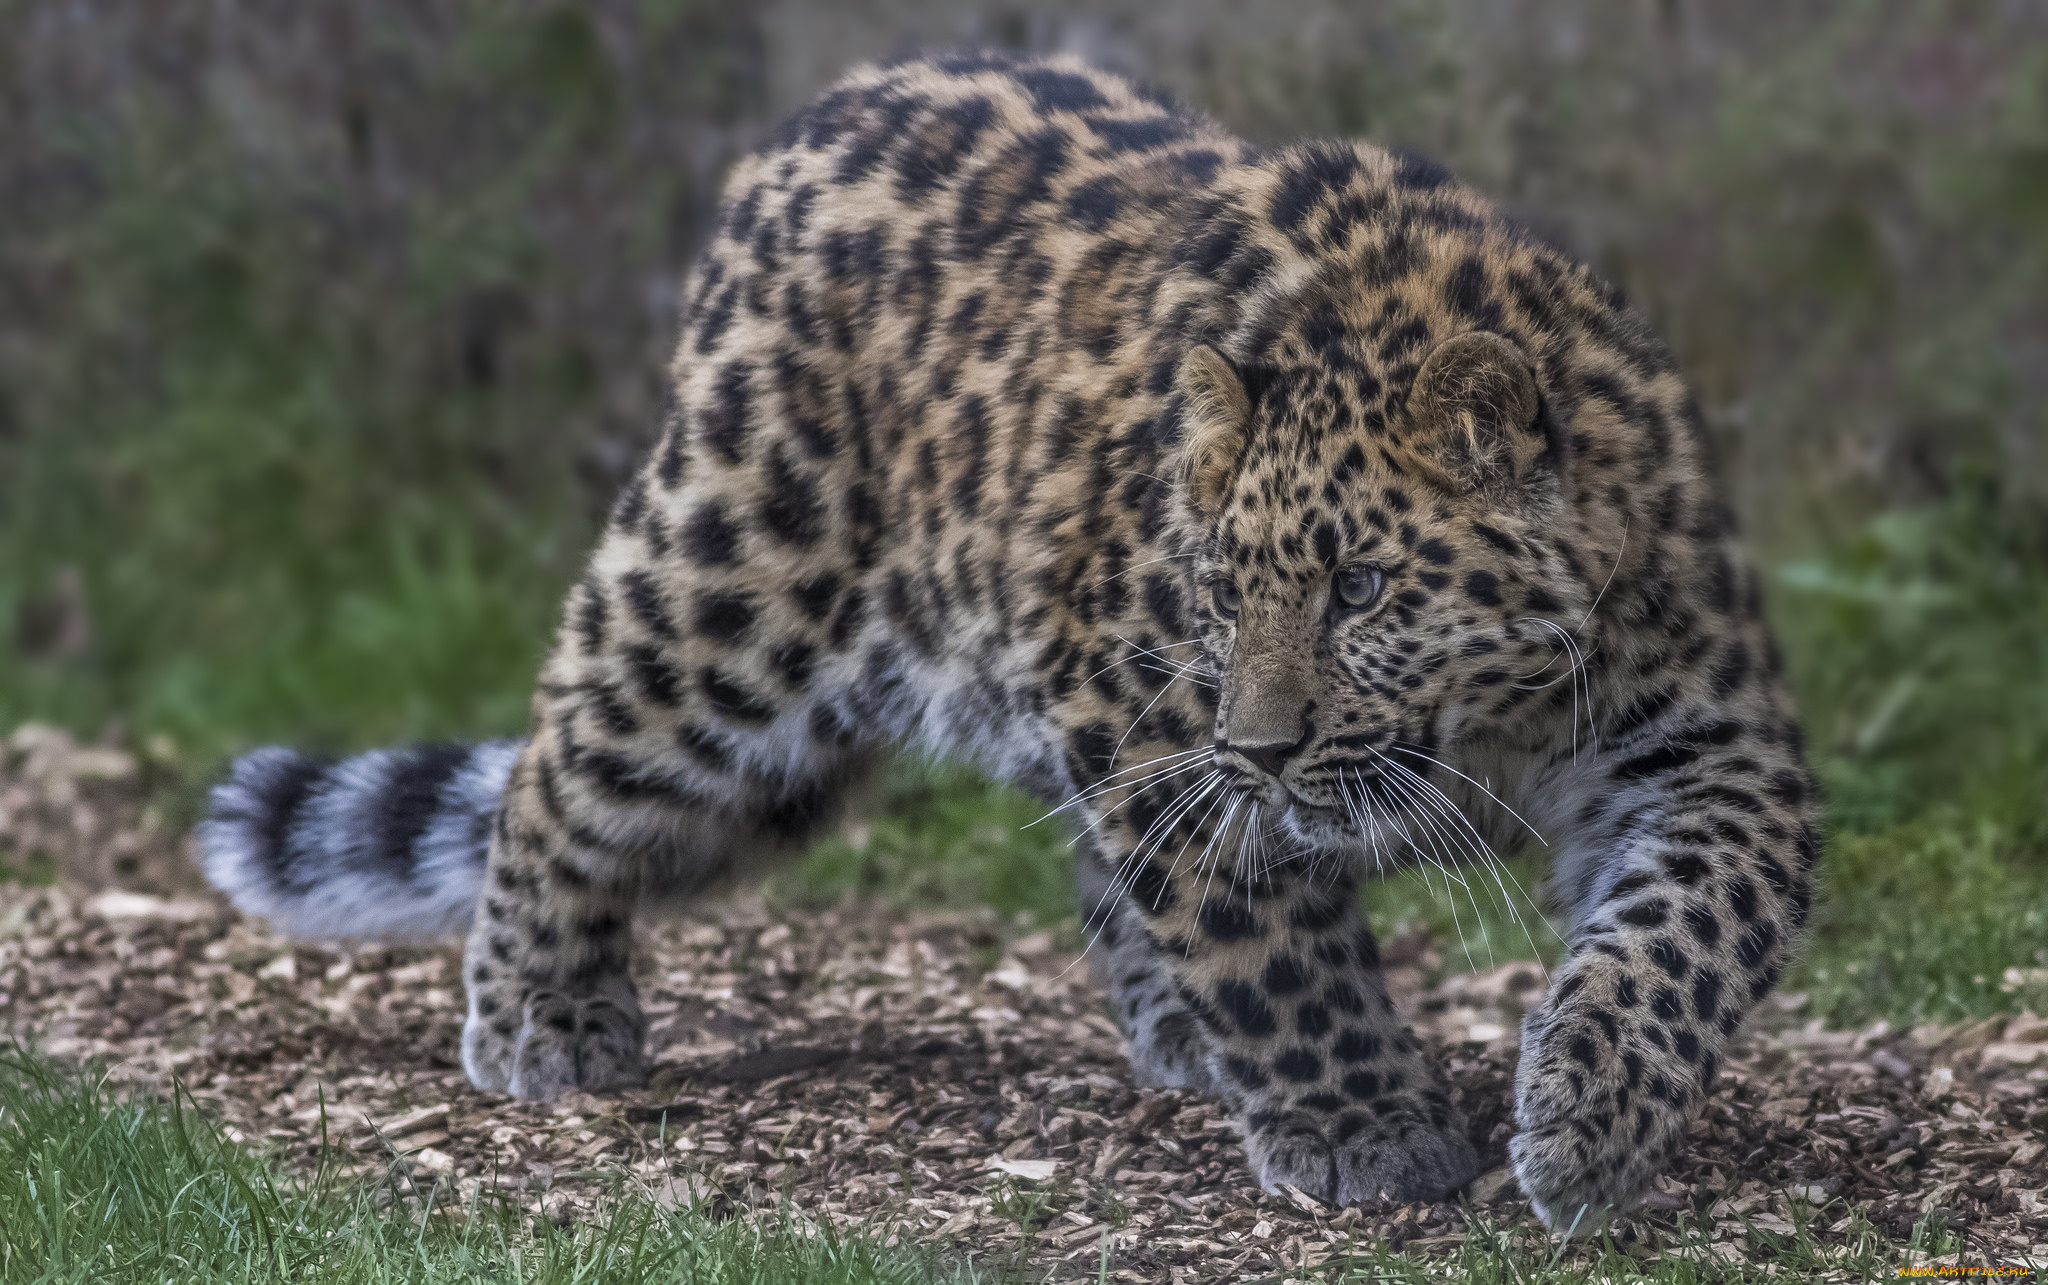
[[3, 0, 2045, 1024]]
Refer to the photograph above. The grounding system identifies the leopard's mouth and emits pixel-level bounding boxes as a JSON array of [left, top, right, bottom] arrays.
[[1279, 765, 1387, 813], [1211, 760, 1292, 808], [1284, 795, 1347, 823], [1275, 768, 1403, 846], [1213, 760, 1397, 841], [1279, 795, 1364, 849]]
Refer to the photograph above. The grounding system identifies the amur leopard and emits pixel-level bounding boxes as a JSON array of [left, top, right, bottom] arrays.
[[202, 52, 1817, 1231]]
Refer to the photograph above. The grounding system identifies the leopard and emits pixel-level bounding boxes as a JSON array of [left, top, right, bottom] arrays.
[[199, 51, 1818, 1232]]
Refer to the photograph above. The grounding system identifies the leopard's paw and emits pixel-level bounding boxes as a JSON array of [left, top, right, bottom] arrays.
[[463, 988, 645, 1100], [1511, 989, 1699, 1233], [1331, 1095, 1480, 1204], [1244, 1097, 1478, 1205], [1508, 1121, 1635, 1235]]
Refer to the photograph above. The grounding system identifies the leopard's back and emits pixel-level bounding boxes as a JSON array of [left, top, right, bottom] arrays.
[[616, 53, 1249, 797]]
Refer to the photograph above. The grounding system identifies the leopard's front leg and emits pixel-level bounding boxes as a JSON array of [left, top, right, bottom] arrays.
[[1509, 721, 1817, 1232], [1093, 818, 1478, 1204]]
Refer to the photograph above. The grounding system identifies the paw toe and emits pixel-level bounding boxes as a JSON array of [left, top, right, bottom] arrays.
[[1509, 1127, 1626, 1234], [1247, 1104, 1479, 1207], [498, 992, 646, 1100], [1332, 1109, 1480, 1204], [1249, 1116, 1339, 1203]]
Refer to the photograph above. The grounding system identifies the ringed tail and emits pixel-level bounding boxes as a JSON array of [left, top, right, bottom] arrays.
[[198, 740, 521, 941]]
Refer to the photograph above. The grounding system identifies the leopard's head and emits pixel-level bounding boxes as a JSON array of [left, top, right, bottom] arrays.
[[1172, 295, 1592, 860]]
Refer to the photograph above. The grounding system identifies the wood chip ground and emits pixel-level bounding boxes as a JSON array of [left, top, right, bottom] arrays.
[[5, 725, 2047, 1278]]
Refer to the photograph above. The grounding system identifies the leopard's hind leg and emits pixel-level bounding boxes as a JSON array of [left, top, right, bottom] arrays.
[[462, 670, 873, 1097], [462, 460, 878, 1098]]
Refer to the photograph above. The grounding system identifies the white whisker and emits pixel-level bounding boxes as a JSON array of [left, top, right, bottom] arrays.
[[1062, 756, 1215, 847], [1070, 769, 1223, 970], [1523, 616, 1597, 758], [1123, 771, 1225, 879], [1374, 760, 1488, 972], [1111, 634, 1204, 664], [1084, 553, 1197, 593], [1385, 745, 1549, 847], [1374, 751, 1563, 968], [1029, 746, 1211, 828], [1184, 792, 1243, 952], [1577, 514, 1630, 632], [1162, 779, 1236, 884], [1140, 661, 1216, 689], [1379, 756, 1518, 935], [1103, 660, 1209, 786], [1083, 635, 1201, 687]]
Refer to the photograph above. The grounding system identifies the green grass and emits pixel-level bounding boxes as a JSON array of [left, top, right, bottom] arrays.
[[0, 1044, 1970, 1284], [0, 1044, 965, 1285], [1303, 1211, 1933, 1285], [779, 760, 1079, 929], [0, 151, 587, 762], [0, 5, 695, 762], [1773, 481, 2048, 1027], [1796, 814, 2048, 1028], [1775, 477, 2048, 834]]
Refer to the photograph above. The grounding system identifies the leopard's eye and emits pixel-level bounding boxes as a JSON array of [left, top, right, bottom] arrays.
[[1334, 562, 1385, 611], [1214, 580, 1242, 619]]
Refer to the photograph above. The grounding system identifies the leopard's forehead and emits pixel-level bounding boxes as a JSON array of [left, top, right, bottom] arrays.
[[1199, 336, 1456, 595], [1210, 415, 1391, 594]]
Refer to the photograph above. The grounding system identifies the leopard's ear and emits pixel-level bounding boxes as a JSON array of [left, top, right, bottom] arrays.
[[1398, 331, 1548, 495], [1174, 344, 1254, 517]]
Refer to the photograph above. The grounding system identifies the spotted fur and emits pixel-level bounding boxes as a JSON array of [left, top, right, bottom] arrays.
[[201, 52, 1817, 1230]]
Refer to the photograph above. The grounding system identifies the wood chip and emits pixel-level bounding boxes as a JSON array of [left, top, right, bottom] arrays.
[[410, 1147, 456, 1175], [370, 1103, 452, 1138], [1468, 1166, 1518, 1204]]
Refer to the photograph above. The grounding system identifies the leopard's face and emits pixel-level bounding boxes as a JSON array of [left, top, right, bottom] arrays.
[[1185, 338, 1576, 864]]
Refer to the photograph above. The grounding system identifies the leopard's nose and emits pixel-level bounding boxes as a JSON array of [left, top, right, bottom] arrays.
[[1233, 741, 1289, 777], [1219, 726, 1311, 779], [1218, 657, 1315, 780]]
